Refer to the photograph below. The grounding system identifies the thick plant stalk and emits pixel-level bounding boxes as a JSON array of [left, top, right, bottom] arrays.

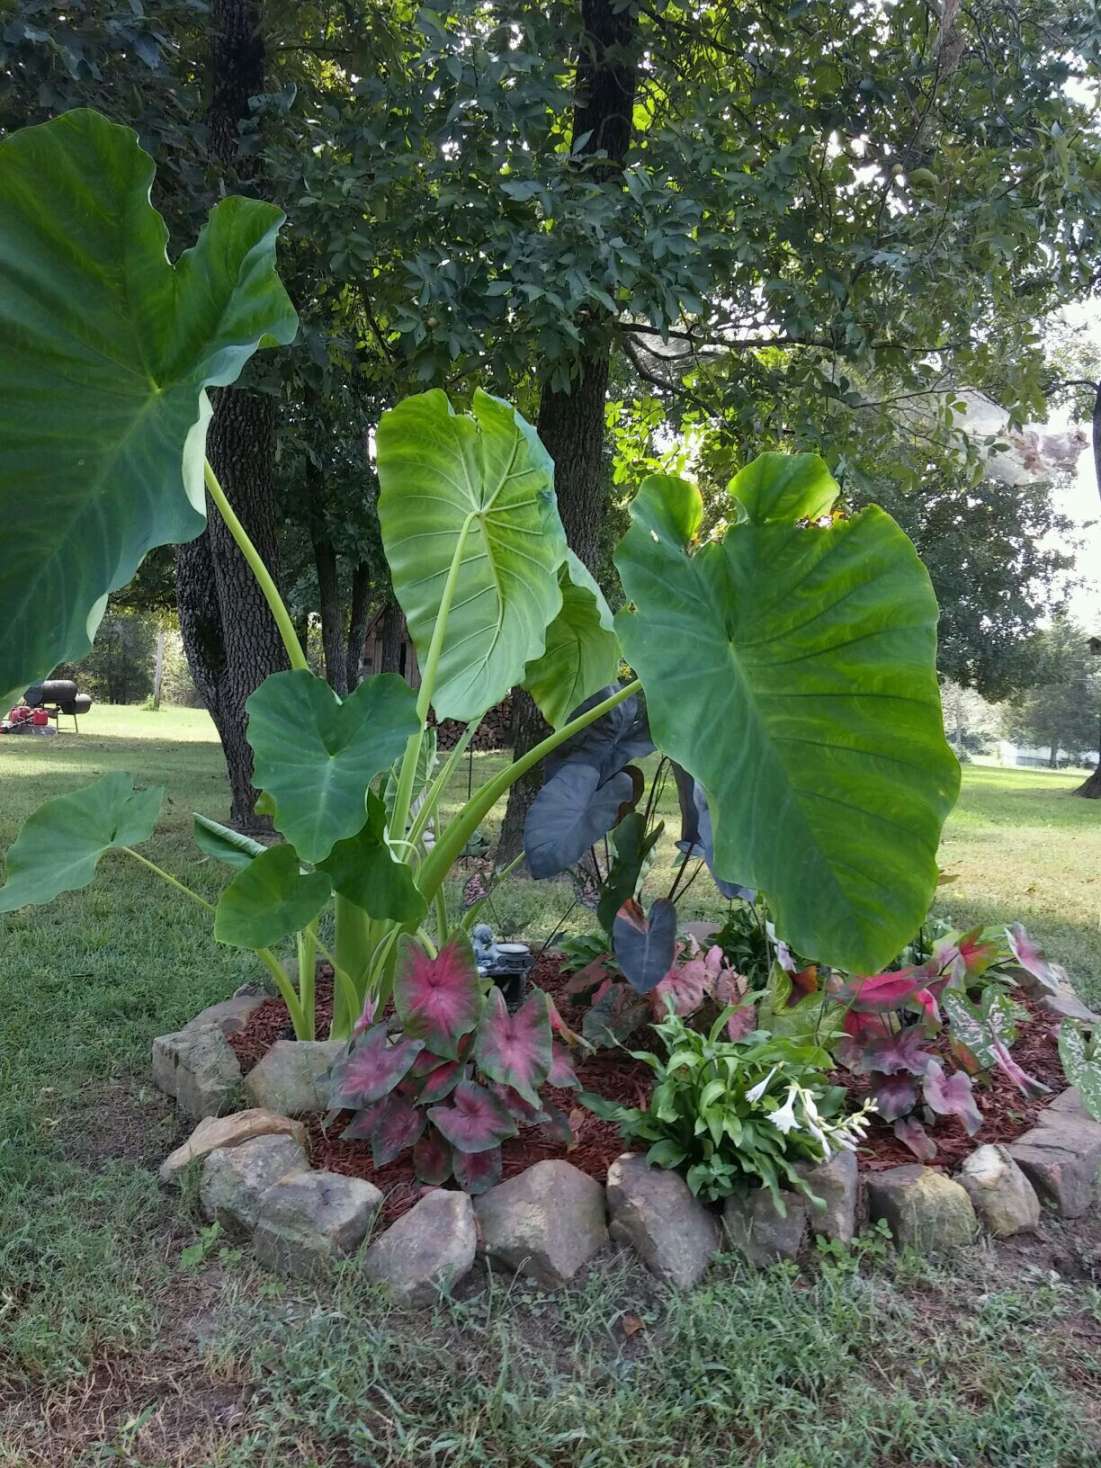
[[296, 926, 318, 1041]]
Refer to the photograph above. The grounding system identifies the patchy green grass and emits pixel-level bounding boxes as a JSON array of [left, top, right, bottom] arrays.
[[2, 707, 1101, 1465]]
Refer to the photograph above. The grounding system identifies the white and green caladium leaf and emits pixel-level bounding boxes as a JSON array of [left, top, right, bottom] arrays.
[[1057, 1020, 1101, 1122], [523, 551, 621, 729], [0, 109, 297, 702], [0, 773, 162, 912], [316, 792, 427, 925], [246, 670, 420, 864], [615, 455, 960, 974], [376, 389, 568, 721], [192, 814, 266, 871], [214, 845, 331, 950]]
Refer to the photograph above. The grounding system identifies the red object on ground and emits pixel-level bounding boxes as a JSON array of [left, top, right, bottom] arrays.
[[228, 954, 1066, 1225]]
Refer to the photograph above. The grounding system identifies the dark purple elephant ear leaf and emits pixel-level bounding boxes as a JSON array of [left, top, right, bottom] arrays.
[[428, 1080, 518, 1154], [394, 934, 482, 1060], [452, 1144, 502, 1195], [413, 1125, 452, 1186], [340, 1100, 385, 1142], [418, 1059, 464, 1105], [490, 1082, 544, 1125], [329, 1022, 425, 1108], [369, 1092, 427, 1166], [856, 1024, 933, 1078], [613, 897, 678, 994], [893, 1115, 937, 1161], [869, 1072, 919, 1123], [473, 987, 553, 1107], [922, 1059, 983, 1135], [547, 1043, 580, 1090]]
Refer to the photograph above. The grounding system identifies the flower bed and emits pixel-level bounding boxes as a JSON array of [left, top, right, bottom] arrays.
[[226, 951, 1069, 1223]]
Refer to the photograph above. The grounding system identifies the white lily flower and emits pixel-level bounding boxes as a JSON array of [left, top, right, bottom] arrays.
[[768, 1085, 801, 1135], [745, 1065, 778, 1103]]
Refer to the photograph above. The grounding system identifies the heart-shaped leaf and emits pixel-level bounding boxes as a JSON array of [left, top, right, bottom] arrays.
[[367, 1093, 426, 1166], [548, 1044, 581, 1090], [316, 791, 426, 925], [413, 1125, 453, 1185], [246, 670, 419, 864], [329, 1022, 425, 1108], [1005, 923, 1066, 995], [596, 812, 662, 936], [523, 551, 620, 729], [429, 1080, 518, 1154], [418, 1059, 464, 1105], [893, 1115, 937, 1161], [193, 814, 266, 871], [376, 389, 568, 722], [452, 1144, 503, 1194], [213, 844, 331, 949], [0, 772, 162, 913], [614, 457, 960, 972], [545, 687, 654, 782], [393, 936, 483, 1061], [841, 1023, 933, 1078], [582, 981, 649, 1047], [613, 898, 679, 995], [473, 988, 554, 1107], [0, 109, 297, 700], [1057, 1022, 1101, 1121], [524, 762, 635, 879], [922, 1059, 982, 1135], [869, 1072, 919, 1122]]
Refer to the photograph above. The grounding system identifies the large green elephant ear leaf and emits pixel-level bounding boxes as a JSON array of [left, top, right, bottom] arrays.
[[214, 845, 332, 950], [0, 108, 297, 701], [614, 453, 960, 973], [376, 389, 568, 721], [523, 551, 621, 729], [246, 670, 420, 864], [0, 773, 162, 913]]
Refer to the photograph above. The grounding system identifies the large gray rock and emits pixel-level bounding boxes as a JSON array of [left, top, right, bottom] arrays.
[[1007, 1090, 1101, 1218], [866, 1165, 976, 1250], [254, 1170, 381, 1276], [795, 1150, 859, 1243], [957, 1144, 1041, 1237], [159, 1108, 306, 1186], [243, 1039, 343, 1115], [723, 1189, 807, 1266], [362, 1189, 477, 1305], [199, 1134, 308, 1237], [183, 993, 266, 1039], [606, 1153, 719, 1288], [474, 1161, 608, 1288], [152, 1023, 242, 1119]]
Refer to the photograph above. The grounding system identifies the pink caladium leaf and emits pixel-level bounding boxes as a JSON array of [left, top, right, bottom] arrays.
[[367, 1091, 426, 1166], [428, 1079, 518, 1154], [329, 1022, 425, 1108], [990, 1038, 1051, 1099], [353, 994, 378, 1036], [546, 995, 583, 1047], [922, 1059, 983, 1135], [548, 1043, 580, 1090], [894, 1115, 937, 1161], [452, 1144, 502, 1195], [649, 954, 715, 1018], [843, 968, 939, 1020], [418, 1059, 465, 1105], [340, 1100, 384, 1141], [413, 1124, 452, 1185], [725, 1003, 758, 1042], [490, 1081, 544, 1125], [843, 1023, 933, 1078], [1005, 922, 1066, 995], [393, 934, 482, 1059], [956, 927, 1002, 978], [473, 987, 553, 1107], [869, 1072, 920, 1122]]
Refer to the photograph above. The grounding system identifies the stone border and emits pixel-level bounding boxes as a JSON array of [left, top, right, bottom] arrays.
[[151, 971, 1101, 1300]]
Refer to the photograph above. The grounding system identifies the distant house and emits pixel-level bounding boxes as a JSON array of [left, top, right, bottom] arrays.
[[360, 609, 422, 689]]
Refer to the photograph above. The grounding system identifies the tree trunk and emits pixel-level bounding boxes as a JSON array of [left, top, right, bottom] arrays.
[[497, 0, 638, 862], [175, 0, 288, 826], [380, 597, 405, 675], [1075, 765, 1101, 798], [313, 529, 347, 696], [151, 626, 165, 710], [1049, 743, 1058, 769], [345, 560, 372, 691]]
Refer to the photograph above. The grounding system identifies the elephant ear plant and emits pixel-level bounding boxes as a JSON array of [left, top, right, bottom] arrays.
[[0, 110, 960, 1060]]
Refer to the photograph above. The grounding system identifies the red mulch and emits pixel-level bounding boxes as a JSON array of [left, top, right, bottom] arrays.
[[227, 951, 1067, 1223]]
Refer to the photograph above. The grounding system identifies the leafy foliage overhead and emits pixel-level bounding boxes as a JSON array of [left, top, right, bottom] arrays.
[[615, 456, 960, 972], [0, 108, 297, 702]]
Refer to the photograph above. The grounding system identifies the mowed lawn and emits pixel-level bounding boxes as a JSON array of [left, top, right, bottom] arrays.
[[1, 707, 1100, 1466]]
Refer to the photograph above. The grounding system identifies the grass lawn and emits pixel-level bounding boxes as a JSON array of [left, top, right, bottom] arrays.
[[2, 706, 1100, 1465]]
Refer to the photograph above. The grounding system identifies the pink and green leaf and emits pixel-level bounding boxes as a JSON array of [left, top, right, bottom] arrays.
[[548, 1043, 580, 1090], [922, 1059, 982, 1135], [1005, 922, 1066, 995], [428, 1079, 518, 1154], [367, 1092, 427, 1166], [394, 934, 483, 1059], [473, 987, 553, 1107], [413, 1125, 452, 1185], [452, 1144, 502, 1194], [418, 1058, 465, 1105], [894, 1115, 937, 1160], [869, 1072, 919, 1122], [329, 1023, 425, 1108]]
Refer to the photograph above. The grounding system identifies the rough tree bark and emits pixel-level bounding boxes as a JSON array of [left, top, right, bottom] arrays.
[[175, 0, 289, 827], [345, 561, 372, 692], [496, 0, 639, 863], [379, 597, 405, 676]]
